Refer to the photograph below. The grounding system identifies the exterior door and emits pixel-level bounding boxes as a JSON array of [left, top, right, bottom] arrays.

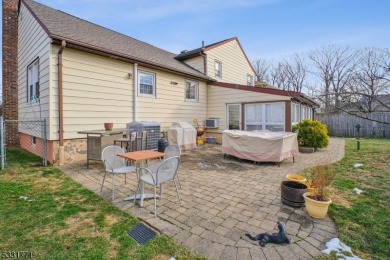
[[227, 104, 241, 130]]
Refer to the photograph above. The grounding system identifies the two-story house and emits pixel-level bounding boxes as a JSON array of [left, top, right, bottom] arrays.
[[2, 0, 317, 164]]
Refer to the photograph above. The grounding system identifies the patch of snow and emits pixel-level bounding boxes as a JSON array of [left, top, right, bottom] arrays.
[[353, 163, 363, 168], [322, 238, 363, 260], [353, 188, 364, 195]]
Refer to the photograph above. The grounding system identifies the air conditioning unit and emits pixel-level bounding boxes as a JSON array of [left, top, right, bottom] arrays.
[[126, 121, 160, 150], [205, 118, 219, 128]]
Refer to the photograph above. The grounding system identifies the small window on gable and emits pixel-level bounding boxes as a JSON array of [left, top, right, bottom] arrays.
[[185, 80, 198, 102], [138, 71, 155, 97], [215, 60, 222, 78], [247, 74, 254, 86], [27, 59, 39, 103]]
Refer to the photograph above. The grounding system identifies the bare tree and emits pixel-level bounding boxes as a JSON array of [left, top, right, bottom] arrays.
[[283, 53, 308, 92], [267, 54, 308, 92], [309, 45, 357, 111], [337, 48, 390, 121], [252, 58, 270, 82], [269, 62, 289, 90]]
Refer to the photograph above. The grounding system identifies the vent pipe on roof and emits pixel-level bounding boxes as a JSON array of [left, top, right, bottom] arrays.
[[200, 41, 207, 74]]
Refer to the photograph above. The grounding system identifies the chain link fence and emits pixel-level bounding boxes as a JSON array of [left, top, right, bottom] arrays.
[[0, 117, 47, 169]]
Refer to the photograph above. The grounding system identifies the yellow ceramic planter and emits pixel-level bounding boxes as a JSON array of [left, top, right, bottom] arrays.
[[286, 174, 307, 184], [303, 192, 332, 219]]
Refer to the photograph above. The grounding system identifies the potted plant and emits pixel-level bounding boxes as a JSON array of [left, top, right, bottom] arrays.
[[303, 165, 335, 219], [104, 122, 114, 131], [292, 119, 329, 153]]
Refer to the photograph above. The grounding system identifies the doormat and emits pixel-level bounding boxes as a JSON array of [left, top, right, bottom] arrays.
[[127, 223, 157, 245]]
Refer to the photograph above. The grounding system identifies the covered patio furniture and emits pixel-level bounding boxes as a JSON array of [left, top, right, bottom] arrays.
[[222, 130, 299, 163], [101, 145, 137, 200]]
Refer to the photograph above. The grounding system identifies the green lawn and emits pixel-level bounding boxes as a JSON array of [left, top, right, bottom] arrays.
[[326, 139, 390, 260], [0, 149, 204, 260], [2, 140, 389, 259]]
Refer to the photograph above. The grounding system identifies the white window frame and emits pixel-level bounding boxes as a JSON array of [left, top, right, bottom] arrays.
[[27, 59, 39, 103], [247, 74, 254, 86], [292, 103, 301, 125], [138, 71, 156, 97], [215, 60, 222, 78], [185, 80, 198, 102], [244, 102, 285, 131], [226, 103, 241, 130]]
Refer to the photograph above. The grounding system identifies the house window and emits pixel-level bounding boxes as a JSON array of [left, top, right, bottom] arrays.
[[138, 71, 155, 97], [245, 102, 285, 131], [245, 103, 262, 130], [185, 80, 198, 101], [215, 60, 222, 78], [27, 59, 39, 102], [32, 136, 37, 146], [247, 74, 254, 86], [292, 103, 300, 125]]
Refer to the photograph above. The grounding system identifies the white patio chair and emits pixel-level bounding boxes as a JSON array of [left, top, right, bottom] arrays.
[[101, 145, 137, 200], [148, 144, 182, 188], [134, 156, 181, 217]]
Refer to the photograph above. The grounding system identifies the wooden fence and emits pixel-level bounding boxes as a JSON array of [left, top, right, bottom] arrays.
[[316, 112, 390, 138]]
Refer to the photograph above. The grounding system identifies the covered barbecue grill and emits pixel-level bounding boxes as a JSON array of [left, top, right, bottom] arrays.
[[168, 122, 197, 150]]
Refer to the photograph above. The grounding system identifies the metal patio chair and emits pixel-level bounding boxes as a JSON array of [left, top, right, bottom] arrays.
[[134, 156, 181, 217], [148, 144, 182, 188], [101, 145, 137, 200]]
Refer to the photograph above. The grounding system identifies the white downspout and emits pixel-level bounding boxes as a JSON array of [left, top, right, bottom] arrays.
[[134, 63, 138, 121]]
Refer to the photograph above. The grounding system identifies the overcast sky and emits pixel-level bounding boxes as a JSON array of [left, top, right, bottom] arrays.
[[1, 0, 390, 93]]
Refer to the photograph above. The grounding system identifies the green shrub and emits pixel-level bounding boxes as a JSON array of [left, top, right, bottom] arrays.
[[292, 119, 329, 149]]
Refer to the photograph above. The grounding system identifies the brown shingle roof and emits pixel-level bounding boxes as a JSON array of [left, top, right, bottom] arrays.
[[175, 37, 256, 75], [22, 0, 213, 81], [175, 38, 237, 60], [211, 82, 319, 107]]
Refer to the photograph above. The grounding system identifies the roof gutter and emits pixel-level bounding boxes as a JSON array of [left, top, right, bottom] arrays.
[[58, 40, 66, 165]]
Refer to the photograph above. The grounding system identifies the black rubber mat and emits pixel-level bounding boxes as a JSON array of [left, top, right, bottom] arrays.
[[127, 223, 157, 245]]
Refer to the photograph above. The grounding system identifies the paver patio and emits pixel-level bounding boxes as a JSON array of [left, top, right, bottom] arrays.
[[59, 138, 345, 260]]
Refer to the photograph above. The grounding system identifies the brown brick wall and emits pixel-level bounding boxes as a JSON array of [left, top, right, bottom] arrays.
[[2, 0, 19, 146]]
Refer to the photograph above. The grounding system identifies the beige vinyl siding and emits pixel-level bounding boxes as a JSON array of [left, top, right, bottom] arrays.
[[206, 39, 254, 85], [50, 47, 134, 139], [182, 56, 205, 73], [207, 85, 290, 132], [137, 66, 207, 129], [18, 3, 51, 138]]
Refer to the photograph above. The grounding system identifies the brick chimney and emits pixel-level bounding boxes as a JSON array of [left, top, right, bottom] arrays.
[[2, 0, 19, 146]]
